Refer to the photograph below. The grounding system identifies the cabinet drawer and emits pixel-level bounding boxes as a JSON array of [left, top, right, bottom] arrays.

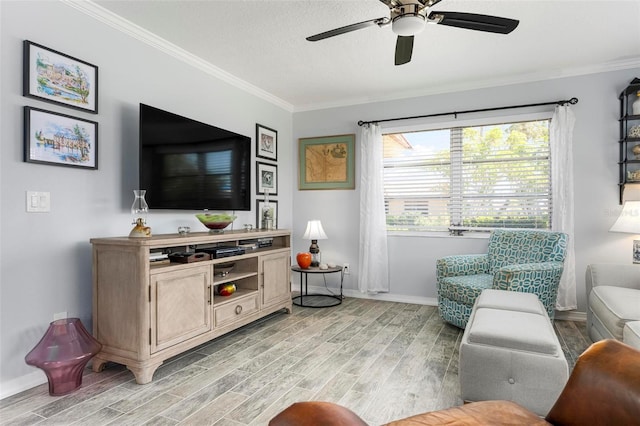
[[214, 293, 258, 328]]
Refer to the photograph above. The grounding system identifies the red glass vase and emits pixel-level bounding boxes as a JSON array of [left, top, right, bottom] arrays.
[[25, 318, 102, 396]]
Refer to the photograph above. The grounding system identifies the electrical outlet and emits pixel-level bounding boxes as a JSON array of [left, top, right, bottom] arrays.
[[53, 311, 67, 321], [343, 263, 350, 275]]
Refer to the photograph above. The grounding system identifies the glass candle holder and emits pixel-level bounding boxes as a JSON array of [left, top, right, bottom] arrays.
[[129, 190, 151, 238]]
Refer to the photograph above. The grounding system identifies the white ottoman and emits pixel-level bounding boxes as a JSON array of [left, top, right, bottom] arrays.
[[459, 289, 569, 416]]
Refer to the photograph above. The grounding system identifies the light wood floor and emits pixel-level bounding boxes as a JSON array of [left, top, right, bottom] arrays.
[[0, 297, 591, 426]]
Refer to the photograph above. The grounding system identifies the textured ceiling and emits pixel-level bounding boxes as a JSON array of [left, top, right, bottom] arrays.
[[92, 0, 640, 111]]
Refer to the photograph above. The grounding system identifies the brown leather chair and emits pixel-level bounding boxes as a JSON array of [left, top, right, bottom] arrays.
[[269, 339, 640, 426]]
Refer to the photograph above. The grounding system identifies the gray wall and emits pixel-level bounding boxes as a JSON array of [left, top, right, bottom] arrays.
[[2, 0, 639, 400], [293, 69, 640, 307], [0, 1, 293, 397]]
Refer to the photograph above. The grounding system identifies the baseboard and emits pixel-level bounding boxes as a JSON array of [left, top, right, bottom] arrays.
[[555, 310, 587, 322], [292, 284, 438, 307], [0, 370, 46, 400], [290, 284, 587, 322]]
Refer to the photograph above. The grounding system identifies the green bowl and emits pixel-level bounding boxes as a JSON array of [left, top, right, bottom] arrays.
[[195, 213, 236, 230]]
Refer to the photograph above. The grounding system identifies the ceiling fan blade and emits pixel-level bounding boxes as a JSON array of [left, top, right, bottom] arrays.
[[306, 18, 387, 41], [428, 11, 519, 34], [395, 35, 414, 65]]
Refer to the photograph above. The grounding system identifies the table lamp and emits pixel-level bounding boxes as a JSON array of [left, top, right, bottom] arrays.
[[303, 220, 327, 267], [609, 201, 640, 263]]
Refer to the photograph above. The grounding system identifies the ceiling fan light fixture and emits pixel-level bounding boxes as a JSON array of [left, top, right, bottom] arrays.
[[392, 14, 426, 36]]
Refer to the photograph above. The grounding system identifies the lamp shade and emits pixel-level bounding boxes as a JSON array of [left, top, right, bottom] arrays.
[[610, 201, 640, 234], [303, 220, 328, 240]]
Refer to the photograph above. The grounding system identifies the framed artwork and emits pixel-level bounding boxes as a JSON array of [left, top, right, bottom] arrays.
[[256, 199, 278, 229], [23, 40, 98, 114], [24, 106, 98, 169], [256, 124, 277, 161], [256, 162, 278, 195], [299, 134, 355, 190]]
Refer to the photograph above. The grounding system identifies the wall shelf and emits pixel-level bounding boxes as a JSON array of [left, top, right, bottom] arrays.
[[618, 78, 640, 204]]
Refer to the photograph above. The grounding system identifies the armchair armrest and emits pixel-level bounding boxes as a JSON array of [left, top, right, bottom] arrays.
[[493, 262, 565, 292], [493, 261, 565, 318], [585, 263, 640, 296], [437, 254, 489, 279]]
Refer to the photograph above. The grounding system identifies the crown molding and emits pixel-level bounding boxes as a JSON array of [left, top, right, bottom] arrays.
[[294, 57, 640, 112], [61, 1, 638, 114], [61, 0, 294, 112]]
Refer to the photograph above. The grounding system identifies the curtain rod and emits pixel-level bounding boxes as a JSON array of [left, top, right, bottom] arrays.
[[357, 97, 578, 127]]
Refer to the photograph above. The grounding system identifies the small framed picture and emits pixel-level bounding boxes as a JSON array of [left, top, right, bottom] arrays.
[[634, 240, 640, 264], [299, 134, 355, 190], [256, 124, 277, 161], [256, 162, 278, 196], [24, 106, 98, 169], [23, 40, 98, 114], [256, 199, 278, 229]]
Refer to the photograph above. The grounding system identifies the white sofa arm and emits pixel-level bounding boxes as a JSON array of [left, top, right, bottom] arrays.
[[585, 264, 640, 296]]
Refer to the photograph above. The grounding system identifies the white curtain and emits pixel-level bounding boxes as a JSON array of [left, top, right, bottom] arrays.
[[358, 123, 390, 293], [551, 105, 577, 310]]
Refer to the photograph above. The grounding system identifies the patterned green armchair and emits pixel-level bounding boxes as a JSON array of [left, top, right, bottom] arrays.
[[436, 229, 568, 329]]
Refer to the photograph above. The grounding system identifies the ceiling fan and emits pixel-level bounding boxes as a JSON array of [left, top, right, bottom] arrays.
[[306, 0, 519, 66]]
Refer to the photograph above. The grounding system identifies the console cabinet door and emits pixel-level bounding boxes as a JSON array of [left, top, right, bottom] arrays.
[[261, 252, 291, 308], [150, 265, 212, 353]]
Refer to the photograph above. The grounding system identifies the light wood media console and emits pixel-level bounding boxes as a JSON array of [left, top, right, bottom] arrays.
[[90, 229, 292, 384]]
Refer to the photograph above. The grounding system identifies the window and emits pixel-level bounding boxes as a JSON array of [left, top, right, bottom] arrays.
[[383, 119, 551, 233]]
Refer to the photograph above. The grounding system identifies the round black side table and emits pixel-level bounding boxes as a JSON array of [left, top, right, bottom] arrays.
[[291, 265, 344, 308]]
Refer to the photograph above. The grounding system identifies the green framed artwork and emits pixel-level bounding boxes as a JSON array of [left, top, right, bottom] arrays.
[[298, 134, 355, 190]]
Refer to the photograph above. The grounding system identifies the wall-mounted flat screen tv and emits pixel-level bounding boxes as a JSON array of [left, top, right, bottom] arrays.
[[139, 104, 251, 211]]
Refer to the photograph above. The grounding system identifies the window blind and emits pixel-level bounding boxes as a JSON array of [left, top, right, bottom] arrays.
[[383, 119, 551, 233]]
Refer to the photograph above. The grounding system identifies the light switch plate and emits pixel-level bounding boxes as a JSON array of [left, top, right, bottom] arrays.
[[26, 191, 50, 212]]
